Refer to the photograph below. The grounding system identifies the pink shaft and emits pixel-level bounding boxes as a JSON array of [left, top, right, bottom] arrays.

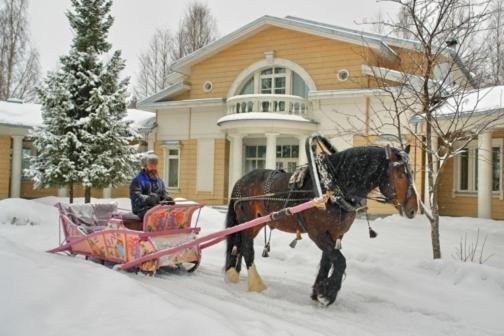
[[118, 197, 325, 270]]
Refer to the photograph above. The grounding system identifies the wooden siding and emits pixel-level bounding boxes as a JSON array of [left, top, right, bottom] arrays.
[[182, 26, 378, 99], [437, 133, 504, 219], [155, 139, 229, 205]]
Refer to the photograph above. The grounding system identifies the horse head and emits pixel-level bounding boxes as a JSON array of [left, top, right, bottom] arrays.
[[379, 145, 418, 219]]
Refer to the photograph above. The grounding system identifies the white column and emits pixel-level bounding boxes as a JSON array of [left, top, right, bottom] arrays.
[[10, 135, 23, 198], [229, 134, 243, 193], [57, 187, 68, 197], [265, 133, 278, 170], [147, 133, 155, 151], [478, 131, 493, 218], [103, 185, 112, 199], [298, 135, 308, 165]]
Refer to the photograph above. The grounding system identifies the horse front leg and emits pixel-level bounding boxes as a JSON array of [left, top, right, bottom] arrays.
[[310, 232, 347, 306], [311, 251, 332, 301], [242, 230, 267, 292]]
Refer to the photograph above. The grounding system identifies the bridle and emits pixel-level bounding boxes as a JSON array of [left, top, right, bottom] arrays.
[[383, 149, 416, 210]]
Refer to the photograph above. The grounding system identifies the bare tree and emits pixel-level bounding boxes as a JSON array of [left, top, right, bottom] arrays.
[[481, 0, 504, 85], [395, 5, 415, 39], [134, 2, 217, 98], [371, 10, 389, 34], [331, 0, 496, 259], [135, 28, 173, 99], [0, 0, 40, 102], [172, 1, 217, 60], [372, 0, 498, 259]]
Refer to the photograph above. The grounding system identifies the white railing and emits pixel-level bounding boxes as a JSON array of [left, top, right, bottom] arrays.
[[226, 94, 310, 116]]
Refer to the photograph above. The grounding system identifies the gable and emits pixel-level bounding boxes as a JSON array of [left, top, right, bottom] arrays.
[[183, 26, 381, 99]]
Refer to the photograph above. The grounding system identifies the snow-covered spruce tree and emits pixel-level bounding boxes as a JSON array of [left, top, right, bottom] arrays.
[[29, 0, 137, 203], [29, 69, 80, 203]]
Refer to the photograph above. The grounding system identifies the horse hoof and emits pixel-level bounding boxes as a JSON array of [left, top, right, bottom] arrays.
[[317, 294, 332, 306], [248, 279, 267, 292], [225, 267, 240, 283], [247, 264, 267, 292]]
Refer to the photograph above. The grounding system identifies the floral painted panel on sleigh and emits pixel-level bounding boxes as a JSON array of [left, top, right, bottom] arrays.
[[143, 204, 203, 232]]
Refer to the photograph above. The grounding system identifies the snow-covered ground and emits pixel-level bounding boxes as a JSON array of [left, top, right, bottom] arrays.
[[1, 197, 503, 336]]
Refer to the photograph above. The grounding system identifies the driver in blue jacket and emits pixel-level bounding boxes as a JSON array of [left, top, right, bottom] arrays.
[[129, 152, 174, 220]]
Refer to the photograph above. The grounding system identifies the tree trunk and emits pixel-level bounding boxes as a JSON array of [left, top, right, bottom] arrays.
[[427, 160, 442, 259], [69, 182, 74, 204], [429, 196, 442, 259], [84, 186, 91, 204]]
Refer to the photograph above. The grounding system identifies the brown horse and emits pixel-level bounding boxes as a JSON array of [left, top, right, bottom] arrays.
[[224, 145, 418, 306]]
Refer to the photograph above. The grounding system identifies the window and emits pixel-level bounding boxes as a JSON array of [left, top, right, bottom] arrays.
[[337, 69, 350, 81], [276, 145, 299, 173], [164, 147, 180, 189], [245, 145, 266, 173], [292, 72, 309, 98], [260, 67, 286, 94], [22, 148, 32, 180], [493, 147, 501, 191], [239, 76, 254, 95], [459, 148, 469, 190], [456, 141, 502, 193], [237, 67, 308, 98]]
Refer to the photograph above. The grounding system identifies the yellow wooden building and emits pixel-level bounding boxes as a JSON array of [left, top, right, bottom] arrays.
[[2, 15, 503, 219]]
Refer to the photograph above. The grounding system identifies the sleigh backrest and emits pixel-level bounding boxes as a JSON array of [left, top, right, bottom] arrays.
[[56, 202, 118, 237], [143, 204, 203, 233]]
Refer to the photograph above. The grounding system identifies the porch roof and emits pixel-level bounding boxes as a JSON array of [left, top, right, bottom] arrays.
[[0, 100, 155, 132]]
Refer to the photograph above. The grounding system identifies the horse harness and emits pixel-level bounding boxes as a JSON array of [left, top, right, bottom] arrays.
[[229, 136, 413, 250]]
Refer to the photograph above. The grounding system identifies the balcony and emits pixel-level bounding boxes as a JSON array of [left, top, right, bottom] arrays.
[[226, 94, 311, 117]]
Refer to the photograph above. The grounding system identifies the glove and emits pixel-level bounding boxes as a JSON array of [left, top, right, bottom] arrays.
[[146, 193, 160, 206], [160, 196, 175, 205]]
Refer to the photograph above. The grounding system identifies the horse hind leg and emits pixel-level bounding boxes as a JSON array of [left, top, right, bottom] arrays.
[[225, 232, 242, 284], [242, 231, 267, 292]]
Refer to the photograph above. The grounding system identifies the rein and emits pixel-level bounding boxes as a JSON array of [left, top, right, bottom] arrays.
[[230, 190, 314, 203]]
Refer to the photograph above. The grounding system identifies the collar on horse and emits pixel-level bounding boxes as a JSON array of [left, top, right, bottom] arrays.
[[306, 135, 365, 213]]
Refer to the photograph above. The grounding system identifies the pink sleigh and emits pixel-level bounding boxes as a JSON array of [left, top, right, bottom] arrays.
[[48, 202, 203, 273]]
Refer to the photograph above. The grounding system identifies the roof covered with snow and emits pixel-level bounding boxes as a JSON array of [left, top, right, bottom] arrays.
[[0, 101, 43, 128], [217, 112, 314, 125], [0, 100, 155, 131], [437, 86, 504, 117]]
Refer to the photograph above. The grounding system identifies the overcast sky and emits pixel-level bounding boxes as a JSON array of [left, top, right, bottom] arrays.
[[28, 0, 399, 90]]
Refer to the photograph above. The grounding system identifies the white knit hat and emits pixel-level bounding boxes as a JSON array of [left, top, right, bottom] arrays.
[[141, 151, 159, 166]]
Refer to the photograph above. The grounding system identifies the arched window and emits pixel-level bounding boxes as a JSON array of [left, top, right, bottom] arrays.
[[239, 76, 254, 95], [236, 66, 309, 98]]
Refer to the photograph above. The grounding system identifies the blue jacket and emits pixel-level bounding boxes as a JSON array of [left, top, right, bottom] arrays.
[[129, 170, 168, 219]]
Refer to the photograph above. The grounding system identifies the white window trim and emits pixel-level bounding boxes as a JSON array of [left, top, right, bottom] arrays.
[[21, 147, 33, 181], [162, 143, 181, 190], [257, 66, 289, 95], [227, 58, 317, 97], [244, 145, 266, 173], [453, 138, 503, 197]]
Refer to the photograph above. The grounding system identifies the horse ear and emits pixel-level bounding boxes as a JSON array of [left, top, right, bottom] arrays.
[[404, 144, 411, 154], [385, 144, 393, 160]]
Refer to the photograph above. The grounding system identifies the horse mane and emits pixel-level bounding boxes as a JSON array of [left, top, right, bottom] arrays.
[[326, 146, 392, 199]]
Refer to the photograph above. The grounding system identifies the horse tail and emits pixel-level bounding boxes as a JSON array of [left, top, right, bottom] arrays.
[[225, 187, 242, 272]]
